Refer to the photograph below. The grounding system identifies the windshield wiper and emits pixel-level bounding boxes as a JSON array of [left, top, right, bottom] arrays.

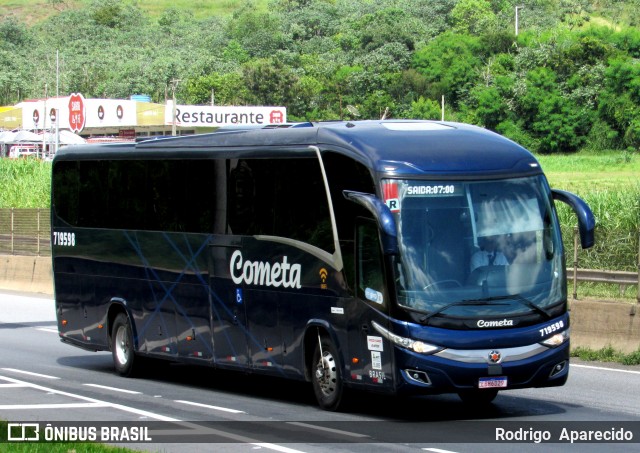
[[418, 294, 553, 324], [475, 294, 553, 320], [419, 299, 507, 323]]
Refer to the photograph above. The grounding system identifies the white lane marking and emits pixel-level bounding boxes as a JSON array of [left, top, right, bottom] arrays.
[[0, 373, 307, 452], [83, 383, 142, 394], [148, 423, 308, 453], [0, 374, 179, 422], [287, 421, 370, 438], [174, 399, 245, 414], [36, 327, 58, 333], [0, 402, 110, 409], [2, 368, 59, 379], [571, 363, 640, 375], [251, 444, 307, 453], [107, 402, 181, 421], [422, 449, 460, 453], [0, 383, 29, 388]]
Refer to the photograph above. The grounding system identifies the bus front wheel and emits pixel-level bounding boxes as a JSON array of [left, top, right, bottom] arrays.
[[111, 313, 139, 377], [311, 336, 344, 411]]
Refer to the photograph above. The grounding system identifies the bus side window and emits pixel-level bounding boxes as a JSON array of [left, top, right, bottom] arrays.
[[356, 219, 386, 307]]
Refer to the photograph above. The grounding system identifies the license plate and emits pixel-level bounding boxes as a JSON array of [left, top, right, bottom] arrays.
[[478, 377, 508, 389]]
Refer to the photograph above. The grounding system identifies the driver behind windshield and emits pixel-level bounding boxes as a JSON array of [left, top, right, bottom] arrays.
[[470, 235, 509, 272]]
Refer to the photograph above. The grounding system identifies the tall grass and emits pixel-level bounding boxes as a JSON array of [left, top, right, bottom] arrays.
[[0, 159, 51, 208], [556, 186, 640, 270], [538, 151, 640, 274]]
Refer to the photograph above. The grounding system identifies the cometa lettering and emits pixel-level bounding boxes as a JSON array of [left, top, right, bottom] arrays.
[[230, 250, 302, 289], [477, 319, 514, 328]]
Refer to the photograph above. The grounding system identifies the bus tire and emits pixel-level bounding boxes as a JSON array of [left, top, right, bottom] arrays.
[[458, 389, 499, 405], [111, 313, 139, 377], [311, 336, 344, 411]]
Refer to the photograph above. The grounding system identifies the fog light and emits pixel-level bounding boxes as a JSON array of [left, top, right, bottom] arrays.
[[405, 369, 431, 385], [549, 360, 567, 377]]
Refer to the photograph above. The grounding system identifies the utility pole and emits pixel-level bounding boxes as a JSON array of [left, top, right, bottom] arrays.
[[42, 84, 47, 159], [515, 6, 524, 36], [170, 79, 181, 136], [56, 50, 59, 97]]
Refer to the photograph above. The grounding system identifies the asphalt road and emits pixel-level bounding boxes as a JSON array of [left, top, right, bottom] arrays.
[[1, 290, 639, 453]]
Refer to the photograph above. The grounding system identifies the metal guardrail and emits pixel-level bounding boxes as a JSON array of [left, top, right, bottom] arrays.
[[571, 227, 640, 303], [572, 268, 639, 303], [0, 208, 51, 256]]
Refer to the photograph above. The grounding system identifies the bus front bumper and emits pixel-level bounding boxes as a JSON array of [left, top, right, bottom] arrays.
[[393, 340, 570, 395]]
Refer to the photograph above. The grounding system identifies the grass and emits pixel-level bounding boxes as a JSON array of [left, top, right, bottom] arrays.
[[536, 149, 640, 193], [537, 150, 640, 302], [0, 421, 138, 452], [571, 345, 640, 366], [0, 159, 51, 209], [0, 0, 270, 24]]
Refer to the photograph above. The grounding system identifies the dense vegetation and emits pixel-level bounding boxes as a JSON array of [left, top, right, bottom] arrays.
[[1, 0, 640, 155]]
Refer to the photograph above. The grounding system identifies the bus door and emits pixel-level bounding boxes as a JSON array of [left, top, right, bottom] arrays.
[[209, 242, 250, 367], [55, 263, 101, 346], [246, 287, 283, 372], [348, 219, 394, 390], [174, 283, 214, 362]]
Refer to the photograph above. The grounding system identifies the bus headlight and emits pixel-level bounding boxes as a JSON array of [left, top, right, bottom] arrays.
[[371, 320, 441, 355], [540, 329, 570, 348]]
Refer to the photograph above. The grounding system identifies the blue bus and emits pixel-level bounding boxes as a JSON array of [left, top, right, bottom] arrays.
[[51, 120, 594, 410]]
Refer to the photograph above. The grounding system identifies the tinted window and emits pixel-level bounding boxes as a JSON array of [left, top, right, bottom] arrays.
[[53, 159, 220, 234], [228, 157, 333, 252]]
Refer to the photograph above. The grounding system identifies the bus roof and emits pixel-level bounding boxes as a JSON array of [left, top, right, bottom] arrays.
[[54, 120, 542, 178]]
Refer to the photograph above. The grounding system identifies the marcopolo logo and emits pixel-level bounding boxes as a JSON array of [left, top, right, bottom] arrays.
[[230, 250, 302, 289]]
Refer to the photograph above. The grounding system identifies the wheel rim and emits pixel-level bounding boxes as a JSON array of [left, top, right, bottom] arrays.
[[315, 350, 338, 397], [115, 325, 130, 366]]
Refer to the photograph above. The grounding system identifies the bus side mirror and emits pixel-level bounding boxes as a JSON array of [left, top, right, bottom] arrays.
[[551, 189, 595, 249], [343, 190, 399, 255]]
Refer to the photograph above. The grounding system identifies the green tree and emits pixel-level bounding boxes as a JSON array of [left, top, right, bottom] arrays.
[[516, 67, 591, 152], [183, 72, 249, 106], [598, 57, 640, 149], [406, 97, 441, 120], [450, 0, 498, 35], [242, 58, 305, 113], [412, 32, 482, 107], [89, 0, 144, 30]]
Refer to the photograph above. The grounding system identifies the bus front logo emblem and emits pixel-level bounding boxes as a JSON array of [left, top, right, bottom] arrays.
[[488, 351, 501, 363]]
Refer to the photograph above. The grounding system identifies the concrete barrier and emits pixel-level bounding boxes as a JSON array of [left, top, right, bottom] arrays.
[[1, 255, 639, 352], [0, 255, 53, 295], [570, 299, 640, 353]]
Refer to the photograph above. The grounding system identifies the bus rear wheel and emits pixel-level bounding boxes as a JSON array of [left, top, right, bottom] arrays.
[[111, 313, 139, 377], [311, 336, 344, 411]]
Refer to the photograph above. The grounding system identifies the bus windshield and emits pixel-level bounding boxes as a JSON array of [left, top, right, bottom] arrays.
[[385, 176, 565, 321]]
